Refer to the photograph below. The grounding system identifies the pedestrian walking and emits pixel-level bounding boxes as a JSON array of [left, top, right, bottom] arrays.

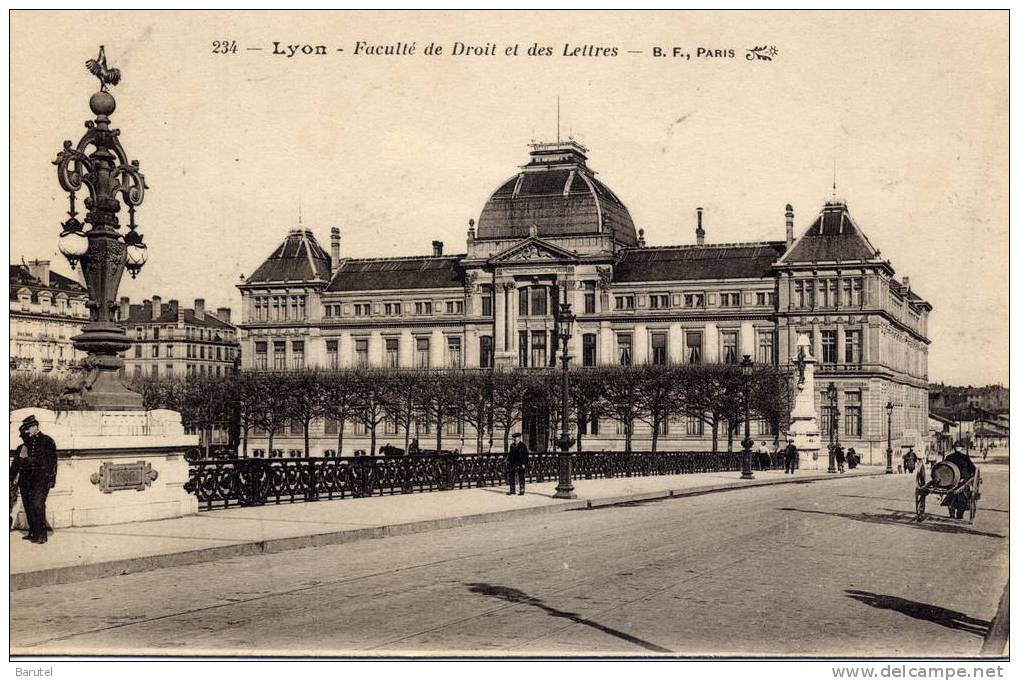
[[11, 415, 58, 544], [943, 441, 977, 520], [784, 439, 798, 474], [846, 447, 858, 470], [506, 433, 529, 496], [835, 445, 846, 473]]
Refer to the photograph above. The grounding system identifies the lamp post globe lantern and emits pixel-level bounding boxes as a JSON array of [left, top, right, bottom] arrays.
[[826, 382, 839, 474], [739, 354, 754, 480], [885, 401, 895, 474], [52, 46, 149, 410], [553, 300, 577, 499]]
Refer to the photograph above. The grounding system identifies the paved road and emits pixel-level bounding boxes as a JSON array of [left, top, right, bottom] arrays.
[[11, 466, 1009, 657]]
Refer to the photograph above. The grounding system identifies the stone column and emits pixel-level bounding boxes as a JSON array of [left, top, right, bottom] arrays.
[[836, 322, 846, 364], [787, 334, 823, 470]]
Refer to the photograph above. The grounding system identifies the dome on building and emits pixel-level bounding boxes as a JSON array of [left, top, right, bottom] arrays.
[[475, 141, 638, 245]]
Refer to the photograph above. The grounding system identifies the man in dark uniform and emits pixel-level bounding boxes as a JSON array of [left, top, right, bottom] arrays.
[[507, 432, 529, 496], [783, 439, 798, 474], [944, 441, 977, 520], [11, 415, 58, 543]]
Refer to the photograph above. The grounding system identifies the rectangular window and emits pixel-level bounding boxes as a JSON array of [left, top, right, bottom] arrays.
[[384, 418, 398, 436], [200, 346, 205, 359], [324, 417, 338, 435], [649, 294, 670, 309], [455, 300, 464, 315], [845, 330, 862, 364], [721, 330, 739, 364], [481, 292, 493, 317], [821, 330, 837, 364], [326, 340, 338, 369], [385, 338, 399, 368], [845, 391, 862, 437], [685, 331, 702, 364], [355, 338, 369, 367], [582, 333, 597, 367], [530, 331, 546, 367], [518, 289, 529, 316], [651, 332, 667, 365], [756, 331, 775, 365], [720, 292, 742, 307], [150, 364, 159, 378], [292, 341, 305, 369], [447, 336, 462, 367], [152, 344, 160, 358], [273, 341, 286, 370], [820, 405, 837, 438], [614, 295, 635, 310], [480, 336, 494, 368], [518, 331, 529, 368], [686, 416, 704, 435], [794, 281, 804, 308], [530, 287, 547, 316], [806, 281, 815, 308], [255, 341, 268, 370], [133, 365, 142, 379], [415, 337, 429, 368], [445, 301, 455, 314], [153, 327, 160, 340], [819, 280, 830, 308], [617, 333, 632, 366], [384, 302, 401, 316], [165, 364, 174, 375], [584, 281, 596, 314], [579, 408, 601, 436], [167, 344, 174, 358], [683, 293, 705, 308], [134, 344, 142, 358], [354, 303, 371, 316]]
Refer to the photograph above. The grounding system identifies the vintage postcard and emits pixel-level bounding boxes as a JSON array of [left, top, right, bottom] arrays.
[[8, 10, 1009, 667]]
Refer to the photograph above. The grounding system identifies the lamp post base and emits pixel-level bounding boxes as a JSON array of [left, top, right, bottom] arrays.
[[740, 437, 754, 480], [553, 451, 576, 499], [885, 447, 894, 474]]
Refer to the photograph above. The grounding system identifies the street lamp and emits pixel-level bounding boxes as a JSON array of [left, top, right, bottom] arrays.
[[553, 300, 577, 499], [826, 382, 839, 474], [885, 401, 894, 474], [53, 46, 149, 409], [739, 355, 754, 480]]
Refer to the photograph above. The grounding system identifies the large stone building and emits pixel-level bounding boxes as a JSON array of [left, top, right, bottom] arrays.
[[9, 260, 89, 374], [118, 296, 239, 381], [238, 140, 932, 462]]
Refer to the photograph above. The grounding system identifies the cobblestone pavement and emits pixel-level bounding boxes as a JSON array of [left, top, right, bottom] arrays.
[[10, 465, 1008, 657]]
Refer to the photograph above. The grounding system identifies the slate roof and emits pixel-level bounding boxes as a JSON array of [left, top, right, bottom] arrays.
[[614, 242, 787, 283], [476, 142, 638, 245], [246, 229, 332, 284], [124, 304, 235, 330], [10, 264, 87, 301], [326, 255, 465, 292], [781, 201, 879, 263]]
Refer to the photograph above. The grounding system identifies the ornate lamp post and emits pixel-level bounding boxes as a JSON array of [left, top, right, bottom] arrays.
[[826, 382, 839, 474], [54, 47, 148, 410], [739, 355, 754, 480], [885, 401, 894, 474], [553, 301, 577, 499]]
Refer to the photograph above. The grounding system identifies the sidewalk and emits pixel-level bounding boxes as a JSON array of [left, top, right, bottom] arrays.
[[10, 466, 881, 590]]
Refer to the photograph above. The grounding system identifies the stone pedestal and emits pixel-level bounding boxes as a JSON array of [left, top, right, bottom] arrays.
[[9, 408, 199, 529], [787, 334, 823, 470]]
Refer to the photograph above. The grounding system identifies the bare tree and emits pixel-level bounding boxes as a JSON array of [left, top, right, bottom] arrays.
[[247, 372, 292, 457], [384, 369, 421, 453], [598, 366, 644, 452], [352, 368, 393, 455], [456, 370, 493, 453], [569, 368, 606, 453], [321, 370, 360, 456], [634, 364, 687, 453], [287, 369, 327, 457], [490, 369, 534, 452]]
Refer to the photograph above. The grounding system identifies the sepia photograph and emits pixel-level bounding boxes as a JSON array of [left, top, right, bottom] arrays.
[[7, 9, 1010, 667]]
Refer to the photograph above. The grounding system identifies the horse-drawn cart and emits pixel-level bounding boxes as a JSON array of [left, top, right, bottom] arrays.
[[915, 460, 981, 523]]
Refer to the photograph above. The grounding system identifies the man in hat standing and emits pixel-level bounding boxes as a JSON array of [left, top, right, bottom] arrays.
[[783, 438, 798, 474], [507, 432, 529, 496], [12, 415, 58, 543], [944, 440, 977, 520]]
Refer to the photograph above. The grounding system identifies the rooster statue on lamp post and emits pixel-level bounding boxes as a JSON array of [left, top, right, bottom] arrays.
[[54, 46, 149, 409]]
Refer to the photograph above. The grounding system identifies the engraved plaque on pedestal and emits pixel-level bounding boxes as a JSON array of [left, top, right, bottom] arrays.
[[90, 461, 159, 493]]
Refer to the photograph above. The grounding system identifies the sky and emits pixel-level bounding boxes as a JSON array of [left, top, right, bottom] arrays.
[[9, 11, 1008, 386]]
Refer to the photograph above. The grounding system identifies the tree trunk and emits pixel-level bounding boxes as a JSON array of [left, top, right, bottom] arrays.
[[625, 418, 633, 452], [241, 427, 248, 457], [711, 421, 718, 453], [337, 420, 345, 456], [436, 409, 443, 452], [304, 418, 311, 458], [204, 426, 211, 458], [503, 427, 510, 453], [651, 420, 659, 453], [268, 431, 274, 458], [369, 422, 377, 456]]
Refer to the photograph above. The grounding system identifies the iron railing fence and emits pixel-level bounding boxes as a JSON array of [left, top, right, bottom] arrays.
[[184, 449, 788, 511]]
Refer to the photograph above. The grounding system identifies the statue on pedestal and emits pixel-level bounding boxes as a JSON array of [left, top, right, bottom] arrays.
[[786, 334, 823, 470]]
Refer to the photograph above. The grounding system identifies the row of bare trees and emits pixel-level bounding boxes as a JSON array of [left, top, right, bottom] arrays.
[[10, 364, 794, 456]]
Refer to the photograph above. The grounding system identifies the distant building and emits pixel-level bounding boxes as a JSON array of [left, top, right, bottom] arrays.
[[118, 296, 240, 381], [237, 140, 933, 461], [9, 260, 89, 374]]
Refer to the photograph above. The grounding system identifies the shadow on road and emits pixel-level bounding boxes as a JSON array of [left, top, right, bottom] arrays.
[[779, 507, 1005, 539], [465, 582, 673, 653], [845, 590, 990, 637]]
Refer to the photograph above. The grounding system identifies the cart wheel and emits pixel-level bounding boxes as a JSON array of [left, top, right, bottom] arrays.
[[915, 491, 926, 523], [969, 474, 980, 523]]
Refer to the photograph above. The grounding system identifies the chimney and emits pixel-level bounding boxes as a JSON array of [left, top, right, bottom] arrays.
[[216, 307, 231, 324], [695, 208, 705, 246], [27, 260, 50, 286], [151, 295, 162, 320], [167, 299, 179, 316], [194, 298, 205, 320], [637, 228, 646, 248], [119, 296, 130, 322], [143, 299, 152, 320], [785, 204, 795, 247], [330, 226, 341, 275], [902, 277, 910, 295], [432, 240, 444, 256]]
